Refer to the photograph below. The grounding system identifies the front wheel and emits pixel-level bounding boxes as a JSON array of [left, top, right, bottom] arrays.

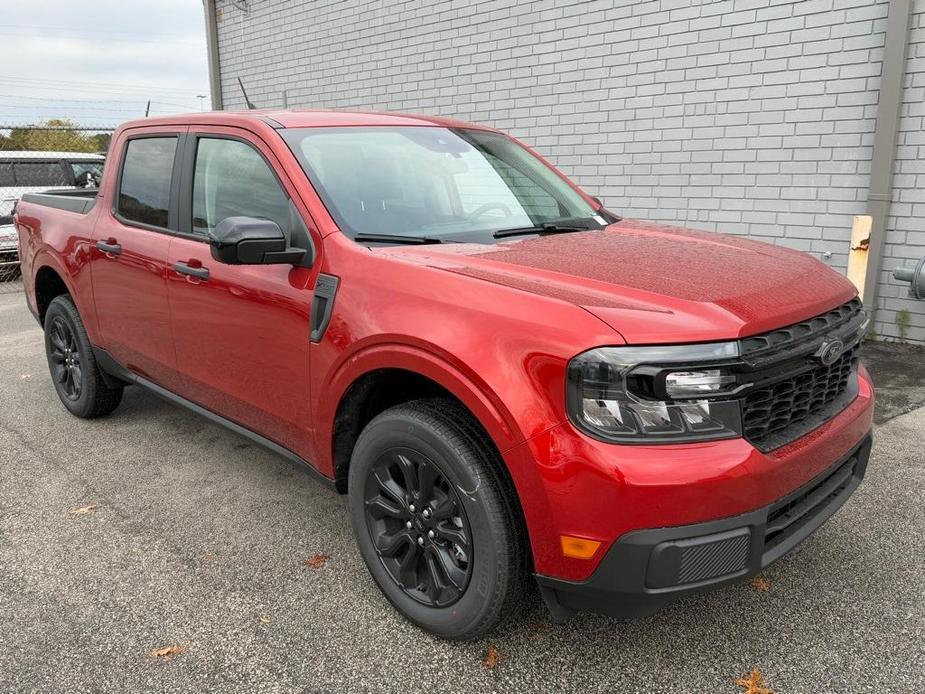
[[348, 399, 527, 640]]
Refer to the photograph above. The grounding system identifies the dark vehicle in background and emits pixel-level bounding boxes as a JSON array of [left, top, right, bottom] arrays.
[[1, 151, 105, 280]]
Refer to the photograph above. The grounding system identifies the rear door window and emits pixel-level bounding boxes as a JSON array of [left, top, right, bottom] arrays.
[[117, 137, 177, 228], [12, 162, 68, 187]]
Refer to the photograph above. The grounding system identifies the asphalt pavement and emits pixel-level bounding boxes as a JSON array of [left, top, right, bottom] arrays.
[[1, 289, 923, 693]]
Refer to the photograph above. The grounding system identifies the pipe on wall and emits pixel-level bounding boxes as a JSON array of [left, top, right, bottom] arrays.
[[203, 0, 224, 111], [862, 0, 914, 316]]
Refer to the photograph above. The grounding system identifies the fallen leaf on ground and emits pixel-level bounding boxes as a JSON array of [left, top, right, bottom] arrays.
[[750, 576, 772, 592], [202, 552, 215, 562], [483, 644, 501, 670], [259, 614, 271, 624], [304, 553, 330, 569], [20, 374, 31, 380], [70, 504, 98, 515], [149, 645, 186, 660], [736, 668, 773, 694]]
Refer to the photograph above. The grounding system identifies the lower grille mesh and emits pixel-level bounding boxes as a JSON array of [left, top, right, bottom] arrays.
[[677, 533, 750, 585]]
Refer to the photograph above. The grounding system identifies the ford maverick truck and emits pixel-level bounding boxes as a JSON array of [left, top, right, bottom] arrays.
[[14, 110, 874, 639]]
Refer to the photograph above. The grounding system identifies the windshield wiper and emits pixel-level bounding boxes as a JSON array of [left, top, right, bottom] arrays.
[[492, 221, 597, 239], [353, 232, 449, 245]]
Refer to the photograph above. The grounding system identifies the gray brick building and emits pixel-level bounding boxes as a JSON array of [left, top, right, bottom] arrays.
[[204, 0, 925, 343]]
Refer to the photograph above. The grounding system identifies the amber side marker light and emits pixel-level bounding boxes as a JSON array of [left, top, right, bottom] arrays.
[[560, 535, 602, 560]]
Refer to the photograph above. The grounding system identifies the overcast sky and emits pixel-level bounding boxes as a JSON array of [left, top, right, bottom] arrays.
[[1, 0, 210, 129]]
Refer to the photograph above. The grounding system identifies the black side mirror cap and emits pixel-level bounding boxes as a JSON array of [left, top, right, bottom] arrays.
[[210, 216, 306, 266]]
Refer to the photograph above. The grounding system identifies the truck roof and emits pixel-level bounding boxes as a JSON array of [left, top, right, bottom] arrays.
[[121, 109, 499, 132]]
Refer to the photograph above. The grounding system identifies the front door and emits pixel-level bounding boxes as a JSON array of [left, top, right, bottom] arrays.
[[165, 128, 318, 461], [91, 131, 184, 388]]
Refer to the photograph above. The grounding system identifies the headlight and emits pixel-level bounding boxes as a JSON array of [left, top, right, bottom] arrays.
[[664, 369, 736, 398], [566, 345, 743, 443]]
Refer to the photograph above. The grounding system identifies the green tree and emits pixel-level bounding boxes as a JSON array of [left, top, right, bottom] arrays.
[[1, 119, 102, 152]]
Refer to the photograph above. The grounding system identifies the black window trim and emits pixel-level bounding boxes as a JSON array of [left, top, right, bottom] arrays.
[[112, 132, 184, 235], [109, 127, 317, 264]]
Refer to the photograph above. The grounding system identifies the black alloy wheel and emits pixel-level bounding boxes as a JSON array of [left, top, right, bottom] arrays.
[[48, 315, 82, 400], [348, 399, 528, 640], [364, 447, 472, 607], [43, 295, 124, 418]]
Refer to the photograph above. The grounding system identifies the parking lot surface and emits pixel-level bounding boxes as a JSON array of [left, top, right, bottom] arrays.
[[1, 290, 923, 693]]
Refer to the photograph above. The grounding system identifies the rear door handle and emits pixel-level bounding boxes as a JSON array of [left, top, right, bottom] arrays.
[[96, 239, 121, 255], [174, 261, 209, 281]]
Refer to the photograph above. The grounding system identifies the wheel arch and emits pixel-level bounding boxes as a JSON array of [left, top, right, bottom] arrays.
[[321, 340, 537, 544], [326, 349, 524, 484], [33, 262, 73, 326]]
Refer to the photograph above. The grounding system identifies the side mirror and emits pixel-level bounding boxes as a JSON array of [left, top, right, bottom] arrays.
[[209, 216, 306, 265]]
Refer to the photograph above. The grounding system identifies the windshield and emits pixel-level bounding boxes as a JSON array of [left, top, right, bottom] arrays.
[[281, 126, 599, 242]]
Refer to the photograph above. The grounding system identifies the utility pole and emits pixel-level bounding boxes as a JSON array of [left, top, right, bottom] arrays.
[[197, 94, 207, 111], [144, 100, 151, 117]]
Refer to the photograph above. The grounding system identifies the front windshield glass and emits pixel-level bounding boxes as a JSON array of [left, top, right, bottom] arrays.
[[281, 126, 597, 241]]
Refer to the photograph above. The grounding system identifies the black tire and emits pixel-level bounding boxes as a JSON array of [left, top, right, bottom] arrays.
[[44, 295, 123, 418], [348, 398, 528, 640]]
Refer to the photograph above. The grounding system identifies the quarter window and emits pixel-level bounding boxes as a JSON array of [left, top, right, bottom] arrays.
[[191, 137, 290, 235], [117, 137, 177, 228]]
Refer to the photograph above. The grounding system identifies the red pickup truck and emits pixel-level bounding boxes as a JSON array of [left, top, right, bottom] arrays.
[[14, 111, 874, 639]]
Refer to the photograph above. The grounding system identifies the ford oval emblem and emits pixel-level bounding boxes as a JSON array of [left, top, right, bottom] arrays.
[[816, 339, 845, 366]]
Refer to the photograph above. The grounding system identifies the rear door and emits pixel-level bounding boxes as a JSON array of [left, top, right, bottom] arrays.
[[90, 128, 187, 388], [165, 127, 319, 461]]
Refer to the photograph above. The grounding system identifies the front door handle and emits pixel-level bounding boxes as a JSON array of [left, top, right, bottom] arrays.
[[96, 239, 121, 255], [174, 261, 209, 281]]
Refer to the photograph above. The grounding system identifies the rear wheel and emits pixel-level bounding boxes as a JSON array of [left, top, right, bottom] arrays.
[[348, 399, 527, 640], [44, 295, 123, 418]]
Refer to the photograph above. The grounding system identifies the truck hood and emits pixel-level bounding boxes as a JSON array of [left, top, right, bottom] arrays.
[[376, 219, 858, 344]]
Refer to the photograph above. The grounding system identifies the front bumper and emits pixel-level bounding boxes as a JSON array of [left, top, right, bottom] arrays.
[[536, 434, 872, 620]]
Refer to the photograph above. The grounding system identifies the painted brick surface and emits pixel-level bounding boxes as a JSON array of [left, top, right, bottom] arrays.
[[213, 0, 925, 343], [879, 0, 925, 343]]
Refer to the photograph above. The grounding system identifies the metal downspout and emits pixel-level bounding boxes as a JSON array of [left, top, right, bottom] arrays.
[[203, 0, 224, 111], [862, 0, 914, 316]]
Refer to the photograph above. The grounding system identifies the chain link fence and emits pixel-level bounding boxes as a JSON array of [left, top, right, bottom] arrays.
[[1, 123, 115, 290]]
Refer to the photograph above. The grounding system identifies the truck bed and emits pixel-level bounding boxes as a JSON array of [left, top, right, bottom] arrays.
[[20, 190, 98, 215]]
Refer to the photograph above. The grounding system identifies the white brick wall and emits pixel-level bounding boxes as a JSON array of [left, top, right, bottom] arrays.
[[214, 0, 925, 343], [880, 0, 925, 343]]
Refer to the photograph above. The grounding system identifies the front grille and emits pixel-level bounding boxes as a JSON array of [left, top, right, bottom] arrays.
[[742, 343, 859, 450]]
